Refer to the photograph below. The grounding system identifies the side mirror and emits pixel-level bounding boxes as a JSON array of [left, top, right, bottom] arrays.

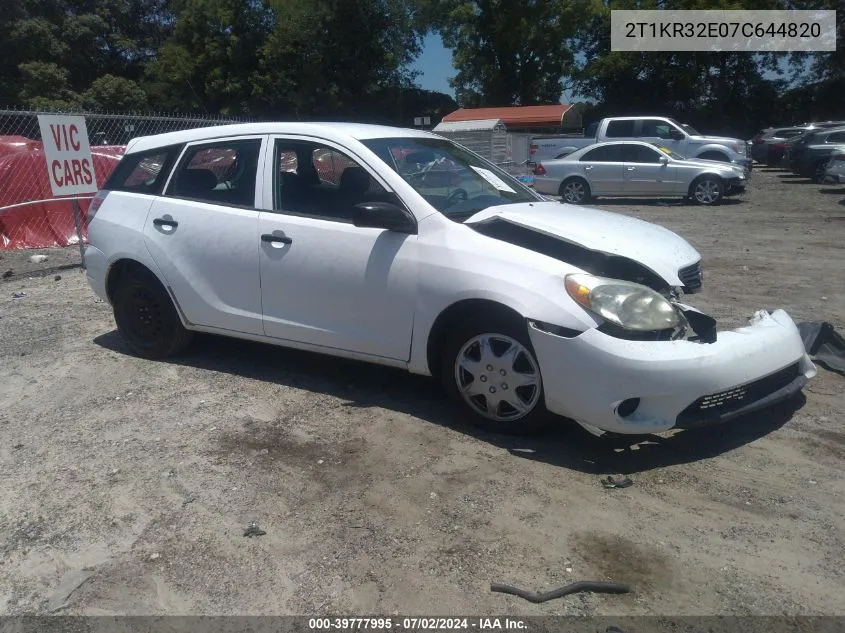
[[659, 155, 669, 165], [670, 129, 685, 141], [353, 201, 417, 234]]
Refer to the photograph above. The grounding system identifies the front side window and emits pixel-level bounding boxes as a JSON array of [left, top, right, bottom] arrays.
[[167, 139, 261, 207], [273, 140, 391, 221], [641, 120, 674, 140], [825, 132, 845, 143], [361, 137, 539, 221]]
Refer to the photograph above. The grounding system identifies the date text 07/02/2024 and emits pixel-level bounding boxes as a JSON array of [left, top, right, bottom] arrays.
[[308, 618, 528, 631]]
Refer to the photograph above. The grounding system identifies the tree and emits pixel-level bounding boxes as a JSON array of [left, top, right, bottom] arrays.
[[571, 0, 794, 135], [253, 0, 424, 118], [17, 61, 78, 110], [420, 0, 592, 106], [145, 0, 274, 113], [79, 75, 149, 111]]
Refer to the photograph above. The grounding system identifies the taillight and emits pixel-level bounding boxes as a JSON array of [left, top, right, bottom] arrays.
[[529, 143, 538, 155], [771, 143, 785, 151], [534, 163, 546, 175], [833, 154, 845, 161], [753, 135, 763, 144], [87, 190, 109, 221]]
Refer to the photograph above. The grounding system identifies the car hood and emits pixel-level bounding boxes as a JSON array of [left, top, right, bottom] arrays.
[[688, 135, 743, 146], [676, 157, 744, 173], [465, 202, 701, 287]]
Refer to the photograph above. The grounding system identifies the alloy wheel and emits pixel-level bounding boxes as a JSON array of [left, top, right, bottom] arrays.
[[563, 180, 587, 203], [453, 333, 542, 422], [693, 179, 721, 204]]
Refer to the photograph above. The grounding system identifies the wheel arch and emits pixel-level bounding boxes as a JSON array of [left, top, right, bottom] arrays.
[[425, 298, 527, 378], [105, 258, 162, 304], [105, 258, 190, 327], [695, 148, 730, 161]]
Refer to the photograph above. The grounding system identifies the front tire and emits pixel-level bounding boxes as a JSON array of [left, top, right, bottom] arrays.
[[441, 317, 548, 435], [559, 178, 591, 204], [112, 269, 193, 359], [689, 175, 724, 205]]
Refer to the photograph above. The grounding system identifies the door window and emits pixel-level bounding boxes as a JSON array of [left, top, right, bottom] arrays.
[[825, 132, 845, 143], [641, 120, 674, 140], [581, 145, 624, 162], [167, 139, 262, 207], [605, 120, 636, 137], [622, 144, 663, 163], [273, 140, 390, 221]]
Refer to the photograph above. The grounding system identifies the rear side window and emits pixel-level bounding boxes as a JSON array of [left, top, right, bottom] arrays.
[[605, 120, 636, 138], [581, 146, 609, 162], [167, 139, 262, 207], [622, 144, 662, 163], [102, 146, 181, 194]]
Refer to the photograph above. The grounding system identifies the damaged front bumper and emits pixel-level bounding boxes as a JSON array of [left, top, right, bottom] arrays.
[[528, 309, 815, 435]]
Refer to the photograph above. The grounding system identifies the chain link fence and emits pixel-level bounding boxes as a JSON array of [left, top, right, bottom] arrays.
[[0, 109, 252, 280]]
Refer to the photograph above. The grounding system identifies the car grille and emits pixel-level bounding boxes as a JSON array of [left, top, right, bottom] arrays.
[[676, 362, 801, 427], [678, 261, 703, 292]]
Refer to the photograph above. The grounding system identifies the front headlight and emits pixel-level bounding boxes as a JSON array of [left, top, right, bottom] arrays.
[[565, 273, 681, 331]]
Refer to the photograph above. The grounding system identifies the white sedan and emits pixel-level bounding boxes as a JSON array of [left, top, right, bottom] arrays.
[[84, 123, 813, 436], [533, 141, 748, 205]]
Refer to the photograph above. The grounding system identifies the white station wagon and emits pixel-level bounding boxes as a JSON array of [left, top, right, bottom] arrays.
[[85, 123, 814, 436]]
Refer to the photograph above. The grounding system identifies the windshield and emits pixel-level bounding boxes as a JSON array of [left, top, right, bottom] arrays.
[[361, 137, 540, 220], [669, 118, 700, 135]]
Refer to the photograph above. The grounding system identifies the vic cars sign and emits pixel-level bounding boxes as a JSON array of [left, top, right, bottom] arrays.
[[37, 115, 98, 196]]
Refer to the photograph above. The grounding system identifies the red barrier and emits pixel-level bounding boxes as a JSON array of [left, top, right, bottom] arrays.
[[0, 139, 124, 249]]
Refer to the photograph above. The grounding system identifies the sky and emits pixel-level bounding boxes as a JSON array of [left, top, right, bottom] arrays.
[[411, 33, 577, 103], [411, 34, 457, 97]]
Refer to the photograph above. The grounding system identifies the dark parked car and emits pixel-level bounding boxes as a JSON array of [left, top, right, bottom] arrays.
[[749, 127, 809, 164], [786, 127, 845, 181]]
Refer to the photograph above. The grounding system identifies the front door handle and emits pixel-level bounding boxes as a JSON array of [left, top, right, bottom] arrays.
[[261, 233, 292, 245], [626, 167, 636, 171], [153, 218, 178, 228], [584, 165, 593, 171]]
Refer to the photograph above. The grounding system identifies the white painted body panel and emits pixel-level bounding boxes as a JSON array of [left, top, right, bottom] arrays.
[[529, 309, 815, 434], [86, 122, 811, 435]]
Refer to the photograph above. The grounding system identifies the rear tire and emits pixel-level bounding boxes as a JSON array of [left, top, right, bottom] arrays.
[[689, 175, 724, 206], [112, 268, 193, 359], [559, 177, 591, 204], [440, 316, 549, 435]]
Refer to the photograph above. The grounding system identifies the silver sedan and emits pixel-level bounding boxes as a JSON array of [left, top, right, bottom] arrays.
[[533, 141, 748, 205]]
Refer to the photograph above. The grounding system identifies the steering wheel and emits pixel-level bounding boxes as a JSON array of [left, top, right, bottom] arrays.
[[445, 188, 468, 208]]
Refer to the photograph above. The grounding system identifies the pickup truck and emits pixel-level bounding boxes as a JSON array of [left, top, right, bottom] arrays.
[[530, 117, 751, 172]]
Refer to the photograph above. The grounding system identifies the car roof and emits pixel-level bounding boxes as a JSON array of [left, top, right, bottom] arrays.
[[126, 122, 441, 154]]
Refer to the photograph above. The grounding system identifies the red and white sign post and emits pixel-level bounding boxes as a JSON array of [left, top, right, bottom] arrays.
[[37, 115, 98, 265]]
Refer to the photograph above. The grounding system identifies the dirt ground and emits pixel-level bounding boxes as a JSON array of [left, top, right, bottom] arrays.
[[1, 167, 843, 617]]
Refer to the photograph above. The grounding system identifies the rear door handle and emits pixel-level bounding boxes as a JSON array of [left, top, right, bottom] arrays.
[[626, 167, 636, 171], [261, 233, 292, 245], [153, 218, 178, 228], [584, 165, 593, 171]]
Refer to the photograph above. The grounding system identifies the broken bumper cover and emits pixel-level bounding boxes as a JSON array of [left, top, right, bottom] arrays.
[[528, 309, 815, 435]]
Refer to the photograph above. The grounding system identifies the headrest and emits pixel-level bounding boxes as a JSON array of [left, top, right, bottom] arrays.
[[178, 169, 218, 195], [339, 166, 371, 194]]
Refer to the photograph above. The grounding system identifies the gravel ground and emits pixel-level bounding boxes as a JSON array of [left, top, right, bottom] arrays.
[[0, 168, 843, 616]]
